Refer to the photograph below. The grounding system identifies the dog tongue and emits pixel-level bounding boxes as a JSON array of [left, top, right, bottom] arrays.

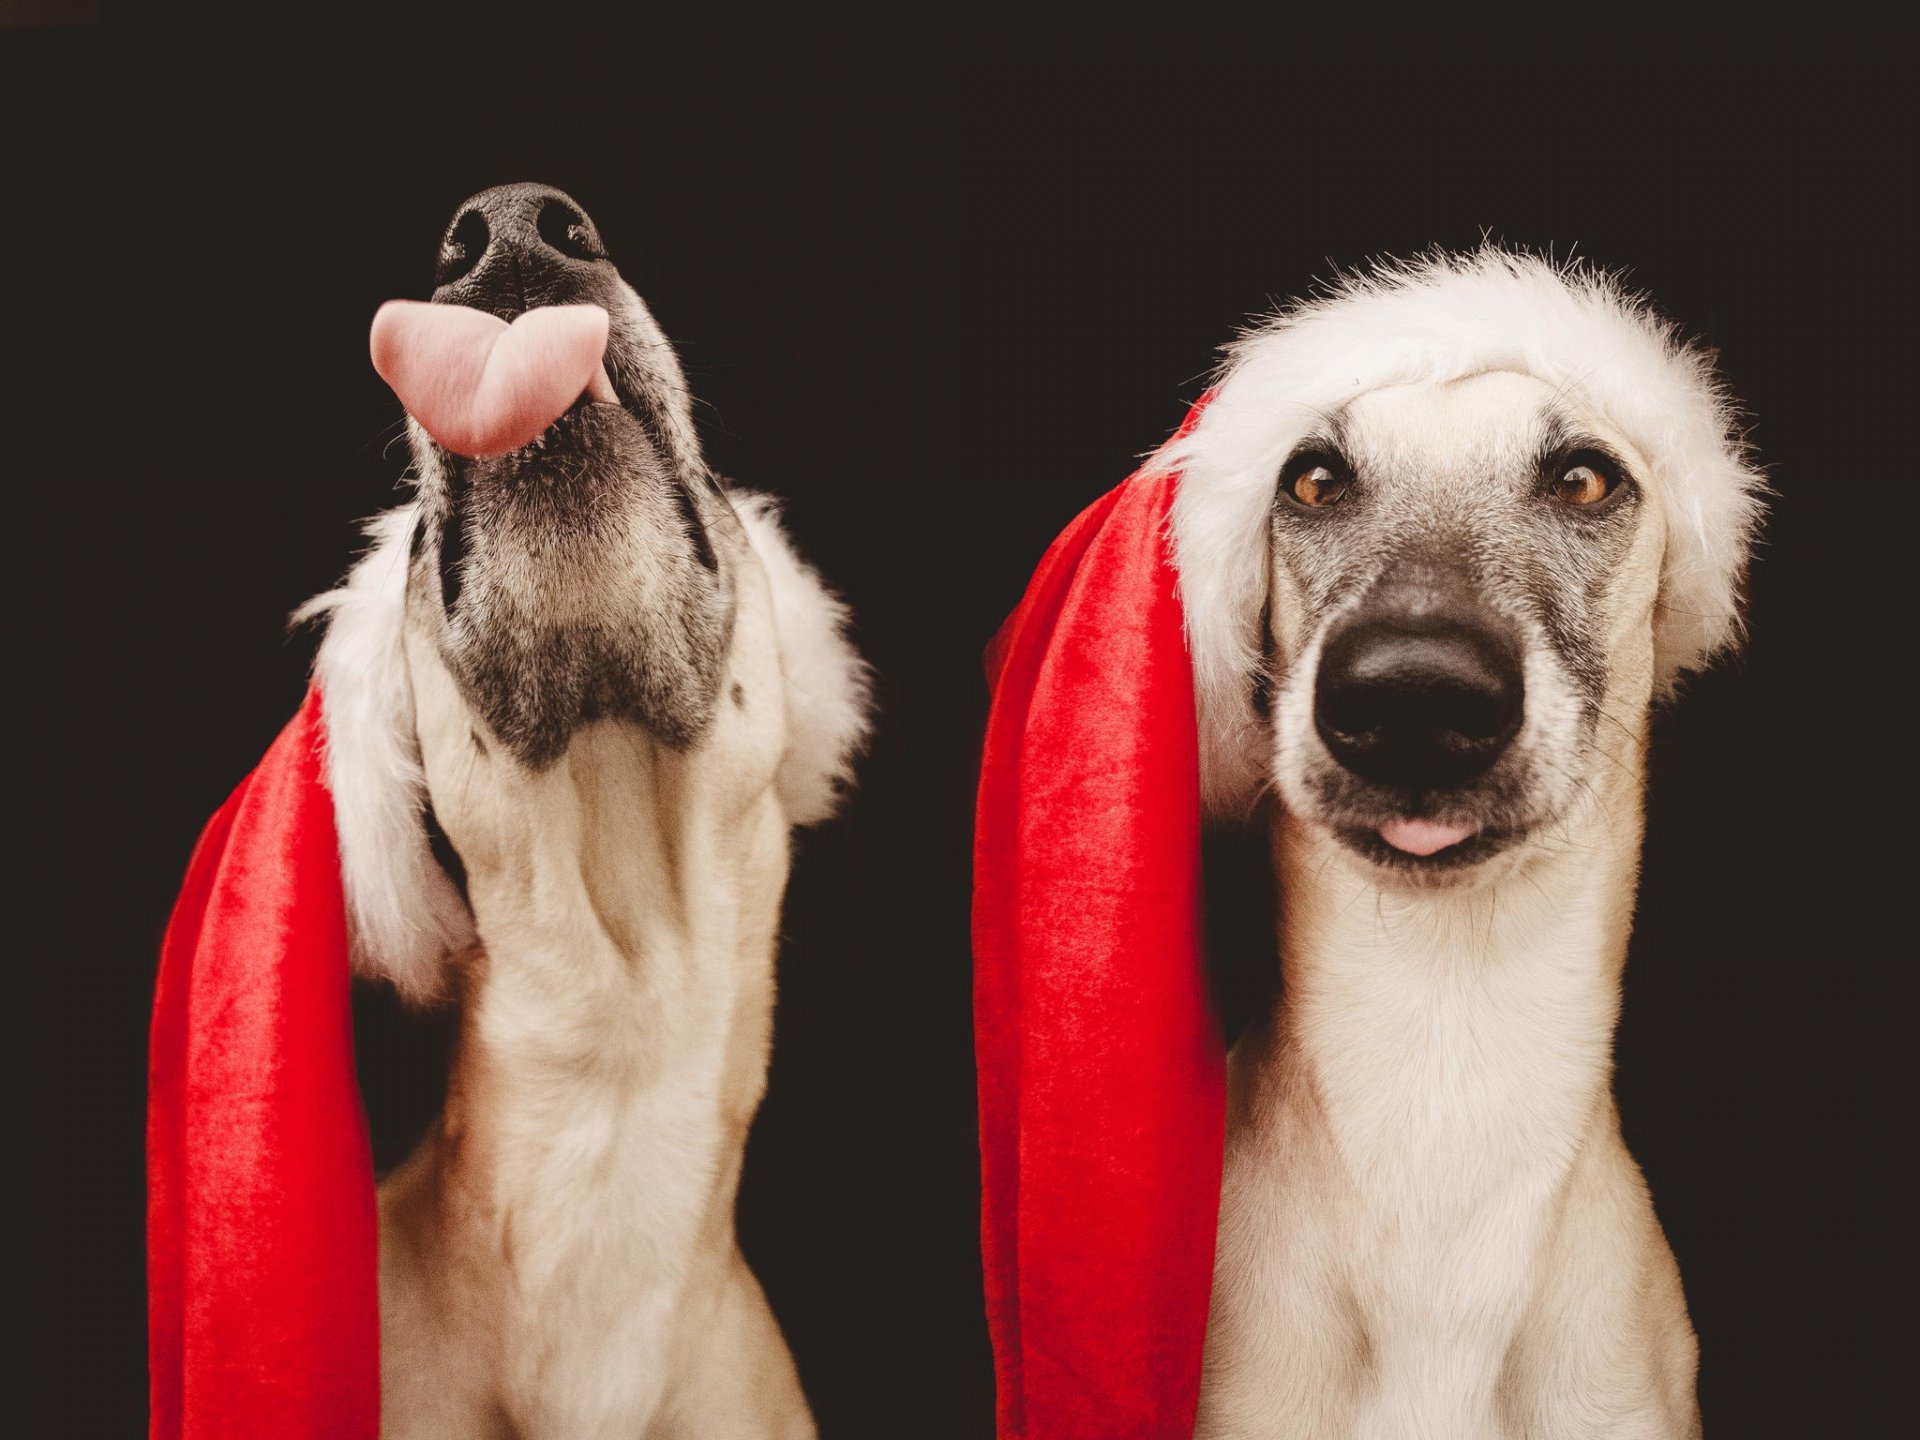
[[369, 300, 617, 457], [1379, 818, 1476, 856]]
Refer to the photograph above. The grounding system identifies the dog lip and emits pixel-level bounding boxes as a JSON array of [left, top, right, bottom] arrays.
[[421, 337, 640, 464], [1336, 823, 1517, 870], [1379, 817, 1476, 856], [451, 388, 634, 462]]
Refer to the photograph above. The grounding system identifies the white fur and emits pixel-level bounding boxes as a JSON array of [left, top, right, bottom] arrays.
[[1162, 248, 1767, 816], [297, 505, 475, 1004], [732, 492, 873, 826], [298, 492, 868, 1005]]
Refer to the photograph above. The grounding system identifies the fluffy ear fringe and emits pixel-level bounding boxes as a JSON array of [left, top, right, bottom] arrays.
[[1159, 247, 1768, 819], [295, 506, 475, 1006], [732, 492, 874, 826]]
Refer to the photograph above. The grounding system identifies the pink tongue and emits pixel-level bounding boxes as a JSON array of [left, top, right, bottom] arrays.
[[369, 300, 617, 457], [1379, 818, 1476, 856]]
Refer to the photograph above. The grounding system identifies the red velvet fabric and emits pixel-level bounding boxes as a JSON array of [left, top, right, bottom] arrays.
[[148, 688, 380, 1439], [974, 434, 1224, 1438]]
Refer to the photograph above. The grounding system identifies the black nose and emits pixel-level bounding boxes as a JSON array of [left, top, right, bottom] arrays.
[[1314, 570, 1524, 791], [431, 183, 610, 319]]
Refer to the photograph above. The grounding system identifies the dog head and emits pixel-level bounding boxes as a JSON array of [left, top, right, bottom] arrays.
[[303, 184, 871, 1001], [1165, 251, 1764, 884]]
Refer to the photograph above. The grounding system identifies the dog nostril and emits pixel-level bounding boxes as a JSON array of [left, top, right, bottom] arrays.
[[537, 198, 604, 261], [436, 209, 488, 288], [1315, 622, 1524, 791]]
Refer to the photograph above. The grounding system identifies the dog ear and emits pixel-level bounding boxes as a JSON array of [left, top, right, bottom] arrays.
[[731, 492, 873, 826], [298, 506, 476, 1007]]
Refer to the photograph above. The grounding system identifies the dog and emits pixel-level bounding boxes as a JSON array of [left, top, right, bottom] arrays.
[[1159, 253, 1763, 1438], [299, 185, 869, 1438]]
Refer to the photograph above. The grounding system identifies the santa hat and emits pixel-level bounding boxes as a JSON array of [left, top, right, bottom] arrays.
[[149, 303, 869, 1436], [972, 250, 1765, 1436], [146, 509, 463, 1440]]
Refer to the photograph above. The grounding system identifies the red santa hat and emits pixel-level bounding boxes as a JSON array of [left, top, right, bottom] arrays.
[[147, 503, 471, 1439], [146, 696, 363, 1438], [971, 250, 1764, 1437]]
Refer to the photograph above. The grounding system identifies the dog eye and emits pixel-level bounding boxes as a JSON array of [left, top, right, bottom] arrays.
[[1282, 460, 1350, 509], [1551, 459, 1620, 507]]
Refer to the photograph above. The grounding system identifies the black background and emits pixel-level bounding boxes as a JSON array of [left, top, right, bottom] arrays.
[[15, 16, 1909, 1438]]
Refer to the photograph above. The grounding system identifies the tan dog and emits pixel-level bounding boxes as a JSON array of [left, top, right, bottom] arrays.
[[1161, 254, 1762, 1438], [303, 185, 869, 1439]]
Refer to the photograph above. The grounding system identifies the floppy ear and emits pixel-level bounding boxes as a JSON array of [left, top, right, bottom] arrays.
[[731, 492, 873, 826], [297, 505, 475, 1006]]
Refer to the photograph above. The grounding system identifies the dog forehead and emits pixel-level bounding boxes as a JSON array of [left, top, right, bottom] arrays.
[[1339, 370, 1581, 479]]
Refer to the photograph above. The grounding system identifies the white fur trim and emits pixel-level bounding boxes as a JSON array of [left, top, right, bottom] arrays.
[[732, 492, 873, 825], [1160, 248, 1767, 818], [296, 506, 475, 1005]]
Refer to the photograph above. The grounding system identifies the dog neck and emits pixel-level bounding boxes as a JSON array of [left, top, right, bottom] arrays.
[[392, 596, 793, 1284], [1246, 714, 1649, 1257], [445, 723, 789, 1155]]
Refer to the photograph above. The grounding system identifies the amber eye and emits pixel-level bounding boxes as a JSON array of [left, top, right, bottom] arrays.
[[1551, 460, 1618, 507], [1283, 460, 1350, 509]]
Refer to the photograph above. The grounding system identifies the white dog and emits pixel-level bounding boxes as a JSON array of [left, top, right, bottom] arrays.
[[1162, 253, 1761, 1438], [302, 185, 869, 1438]]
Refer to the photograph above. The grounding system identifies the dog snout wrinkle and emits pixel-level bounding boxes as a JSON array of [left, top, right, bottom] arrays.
[[1315, 565, 1523, 792], [432, 183, 610, 320]]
